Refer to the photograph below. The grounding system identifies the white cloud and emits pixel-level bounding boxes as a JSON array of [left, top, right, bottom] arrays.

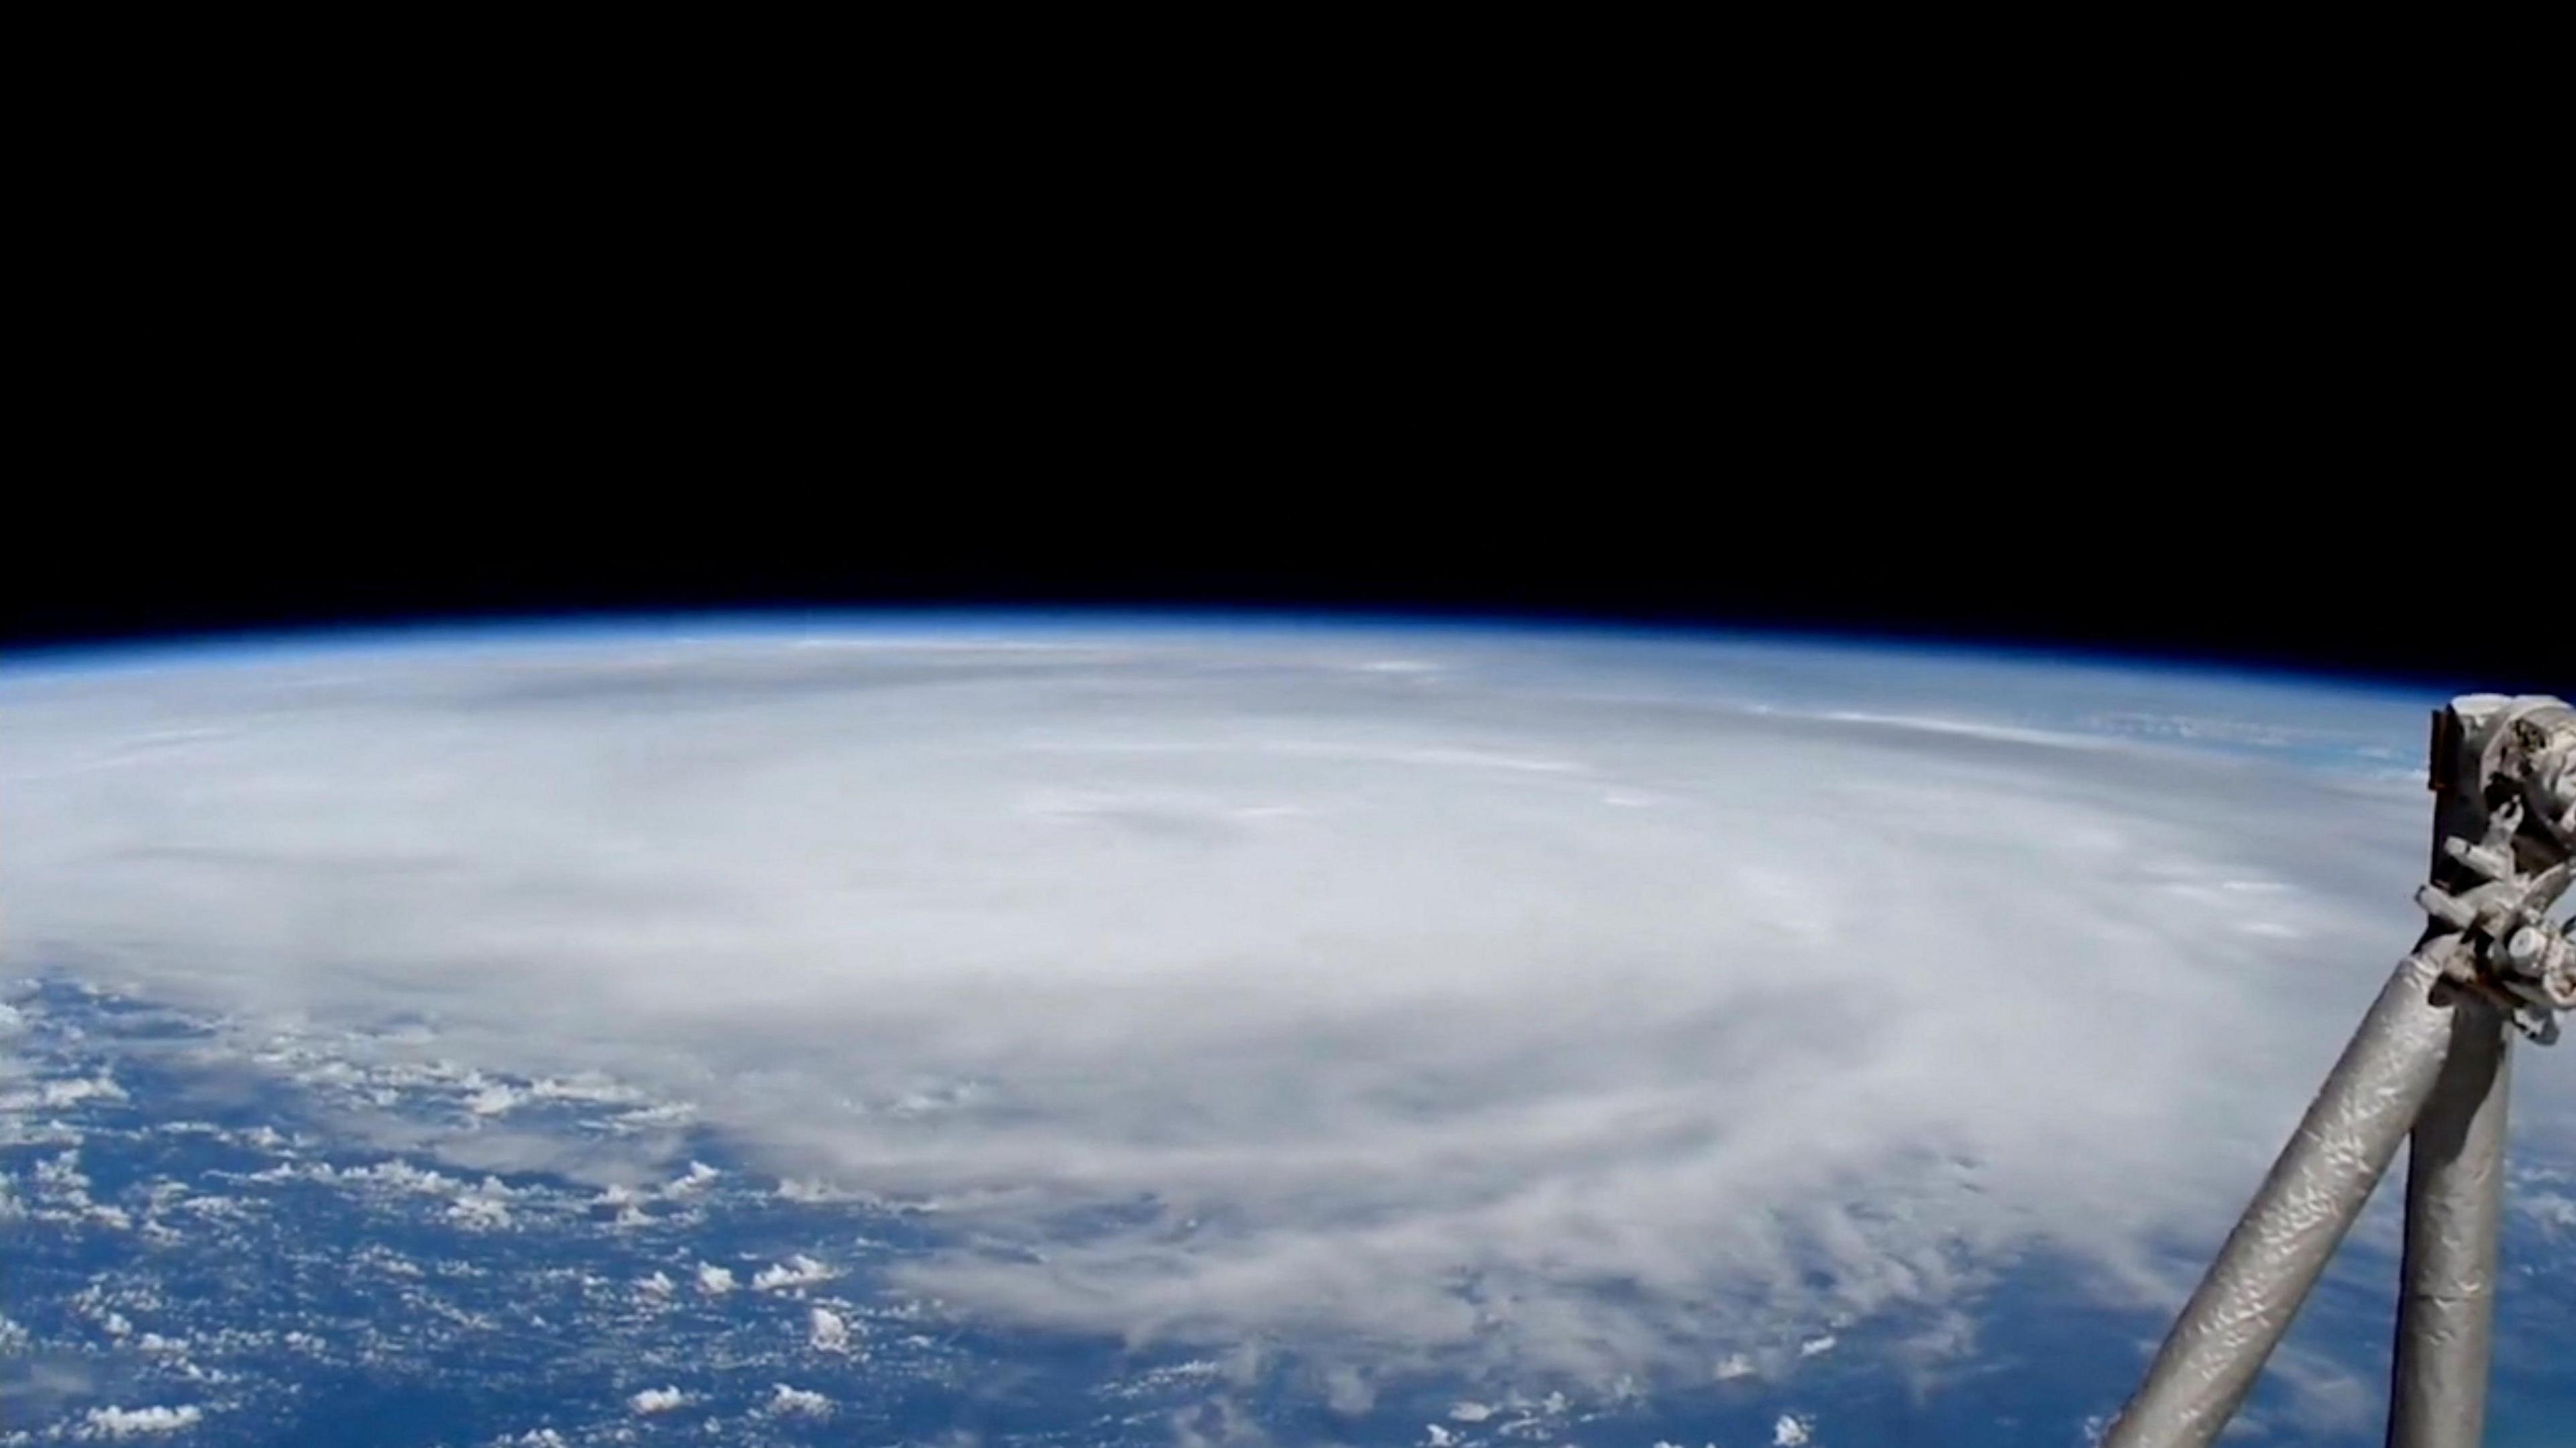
[[1773, 1413, 1813, 1447], [78, 1405, 203, 1437], [0, 630, 2526, 1407], [808, 1306, 849, 1351], [1322, 1363, 1373, 1414], [17, 1075, 127, 1108], [768, 1383, 830, 1416], [2520, 1190, 2576, 1231], [752, 1254, 834, 1291], [629, 1385, 685, 1413], [446, 1177, 515, 1229]]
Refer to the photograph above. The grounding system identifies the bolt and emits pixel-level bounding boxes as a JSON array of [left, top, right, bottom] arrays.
[[2506, 926, 2546, 968]]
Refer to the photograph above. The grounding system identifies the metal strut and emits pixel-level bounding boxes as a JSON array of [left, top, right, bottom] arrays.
[[2103, 694, 2576, 1448]]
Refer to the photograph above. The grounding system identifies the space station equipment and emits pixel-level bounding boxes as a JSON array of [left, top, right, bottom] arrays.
[[2102, 694, 2575, 1448]]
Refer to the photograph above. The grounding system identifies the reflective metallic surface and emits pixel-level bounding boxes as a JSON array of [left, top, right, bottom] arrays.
[[2100, 952, 2457, 1448], [2386, 695, 2547, 1448], [2388, 995, 2511, 1448], [2108, 694, 2572, 1447]]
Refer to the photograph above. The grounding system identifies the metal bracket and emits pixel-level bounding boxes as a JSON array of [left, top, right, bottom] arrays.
[[2410, 696, 2576, 1043]]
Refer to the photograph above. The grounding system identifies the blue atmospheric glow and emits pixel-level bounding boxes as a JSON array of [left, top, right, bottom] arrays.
[[0, 604, 2455, 704]]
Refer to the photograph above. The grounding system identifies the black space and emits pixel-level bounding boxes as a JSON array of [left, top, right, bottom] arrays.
[[8, 323, 2559, 692], [4, 465, 2555, 693], [14, 112, 2561, 695]]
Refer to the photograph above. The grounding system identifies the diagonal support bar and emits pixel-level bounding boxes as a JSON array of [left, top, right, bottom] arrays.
[[2100, 950, 2459, 1448]]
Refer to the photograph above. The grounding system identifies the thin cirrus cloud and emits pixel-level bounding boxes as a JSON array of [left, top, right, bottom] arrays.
[[0, 625, 2543, 1390]]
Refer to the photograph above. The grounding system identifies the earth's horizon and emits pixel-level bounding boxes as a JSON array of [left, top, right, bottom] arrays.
[[3, 616, 2567, 1446]]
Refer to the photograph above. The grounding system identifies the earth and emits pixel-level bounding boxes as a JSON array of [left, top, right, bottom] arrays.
[[1, 617, 2567, 1447]]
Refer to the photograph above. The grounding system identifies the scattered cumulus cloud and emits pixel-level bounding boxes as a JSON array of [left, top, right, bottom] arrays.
[[768, 1383, 830, 1416], [752, 1254, 834, 1291], [77, 1405, 203, 1438], [808, 1306, 849, 1352], [628, 1385, 685, 1413]]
